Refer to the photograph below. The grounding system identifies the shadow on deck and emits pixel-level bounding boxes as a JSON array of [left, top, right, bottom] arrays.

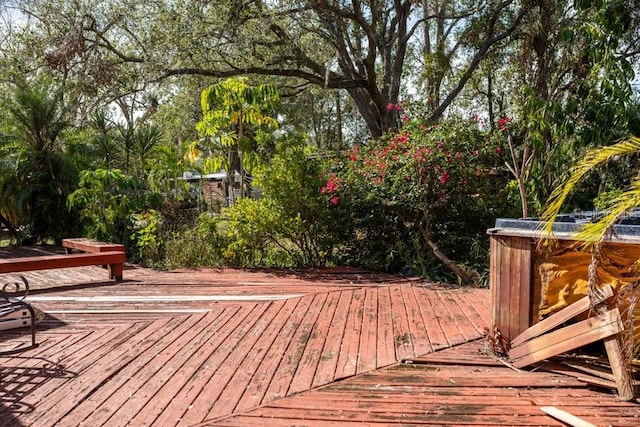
[[0, 252, 636, 426]]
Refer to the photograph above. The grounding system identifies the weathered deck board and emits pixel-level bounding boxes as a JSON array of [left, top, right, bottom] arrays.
[[1, 255, 636, 427], [204, 341, 638, 427], [311, 289, 353, 388], [334, 288, 365, 380]]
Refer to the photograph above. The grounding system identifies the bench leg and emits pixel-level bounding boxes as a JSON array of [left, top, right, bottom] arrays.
[[109, 263, 123, 281]]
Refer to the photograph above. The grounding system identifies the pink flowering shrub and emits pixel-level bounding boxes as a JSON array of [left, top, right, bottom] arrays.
[[324, 115, 514, 282]]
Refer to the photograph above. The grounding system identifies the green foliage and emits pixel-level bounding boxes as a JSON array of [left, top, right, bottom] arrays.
[[215, 135, 345, 267], [68, 169, 161, 245], [543, 136, 640, 247], [0, 77, 80, 243], [326, 113, 513, 283], [191, 77, 279, 176], [130, 209, 160, 263]]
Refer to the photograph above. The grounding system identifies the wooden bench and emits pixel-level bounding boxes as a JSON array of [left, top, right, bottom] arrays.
[[0, 275, 38, 355], [62, 238, 125, 254], [0, 239, 126, 281]]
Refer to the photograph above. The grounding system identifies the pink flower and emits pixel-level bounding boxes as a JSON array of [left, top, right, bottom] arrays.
[[495, 146, 503, 154], [438, 171, 450, 184], [402, 114, 410, 122], [497, 117, 511, 131], [331, 196, 339, 205]]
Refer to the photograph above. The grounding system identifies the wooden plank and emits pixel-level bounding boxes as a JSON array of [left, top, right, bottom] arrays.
[[436, 289, 483, 343], [497, 236, 511, 343], [376, 285, 396, 366], [166, 302, 275, 426], [129, 305, 255, 426], [288, 291, 340, 395], [398, 285, 432, 357], [62, 238, 125, 253], [206, 299, 301, 419], [540, 406, 597, 427], [240, 406, 564, 425], [236, 296, 313, 410], [0, 251, 125, 272], [356, 288, 378, 373], [57, 311, 211, 426], [334, 288, 365, 379], [518, 237, 532, 338], [151, 303, 269, 426], [413, 285, 449, 351], [511, 285, 614, 347], [262, 293, 328, 402], [429, 290, 468, 346], [20, 317, 177, 426], [312, 290, 354, 388], [509, 236, 523, 341], [603, 334, 635, 401], [509, 309, 623, 368], [0, 251, 126, 280]]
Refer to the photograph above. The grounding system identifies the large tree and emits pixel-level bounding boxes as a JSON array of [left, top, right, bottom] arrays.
[[6, 0, 528, 139]]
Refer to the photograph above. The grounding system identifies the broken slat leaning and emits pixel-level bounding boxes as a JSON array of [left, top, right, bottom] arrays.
[[508, 283, 635, 401], [508, 308, 623, 367], [510, 285, 614, 347]]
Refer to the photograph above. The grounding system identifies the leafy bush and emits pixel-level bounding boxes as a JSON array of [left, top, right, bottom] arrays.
[[216, 135, 347, 267], [68, 169, 162, 247], [324, 114, 513, 284]]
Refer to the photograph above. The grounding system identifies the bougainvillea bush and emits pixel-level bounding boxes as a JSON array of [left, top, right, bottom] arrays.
[[322, 113, 514, 285]]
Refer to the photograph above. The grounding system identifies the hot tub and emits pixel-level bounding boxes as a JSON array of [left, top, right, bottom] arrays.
[[487, 212, 640, 346]]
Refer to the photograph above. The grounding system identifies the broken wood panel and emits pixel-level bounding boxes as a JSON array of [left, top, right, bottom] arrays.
[[509, 309, 623, 368], [510, 285, 614, 347]]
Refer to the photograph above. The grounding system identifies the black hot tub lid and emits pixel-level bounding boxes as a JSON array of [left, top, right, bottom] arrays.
[[494, 209, 640, 237]]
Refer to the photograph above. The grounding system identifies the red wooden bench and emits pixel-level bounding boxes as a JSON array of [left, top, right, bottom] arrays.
[[0, 239, 126, 281], [62, 238, 125, 254]]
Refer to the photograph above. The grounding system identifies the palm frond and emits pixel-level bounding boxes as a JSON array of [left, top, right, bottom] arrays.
[[542, 136, 640, 235], [573, 177, 640, 249]]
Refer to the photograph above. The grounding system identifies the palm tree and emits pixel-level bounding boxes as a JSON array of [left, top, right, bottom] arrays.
[[0, 78, 79, 243]]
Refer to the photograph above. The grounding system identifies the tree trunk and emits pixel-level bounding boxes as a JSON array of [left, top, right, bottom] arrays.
[[426, 239, 479, 286]]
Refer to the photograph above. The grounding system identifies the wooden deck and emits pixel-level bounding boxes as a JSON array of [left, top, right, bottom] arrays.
[[0, 251, 637, 426]]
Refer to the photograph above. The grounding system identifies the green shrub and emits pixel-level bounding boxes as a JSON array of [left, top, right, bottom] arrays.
[[325, 113, 513, 284]]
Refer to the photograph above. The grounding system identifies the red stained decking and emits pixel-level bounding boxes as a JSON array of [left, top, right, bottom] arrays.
[[0, 253, 637, 426]]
